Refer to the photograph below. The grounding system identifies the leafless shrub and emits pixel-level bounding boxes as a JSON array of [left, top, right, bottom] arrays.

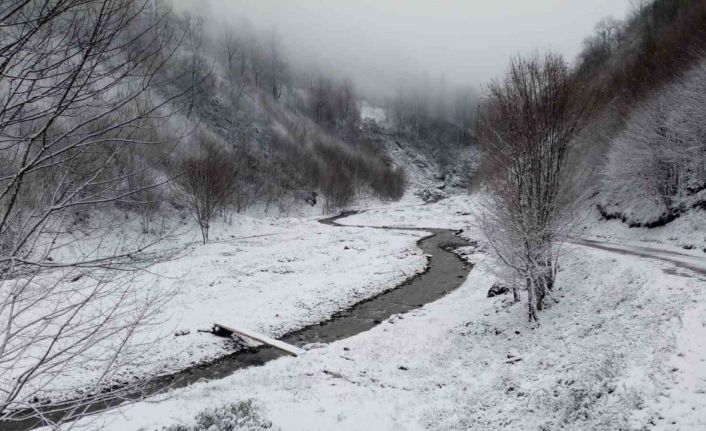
[[128, 164, 163, 234], [370, 164, 406, 202], [321, 166, 355, 215], [476, 52, 596, 322], [174, 141, 235, 243]]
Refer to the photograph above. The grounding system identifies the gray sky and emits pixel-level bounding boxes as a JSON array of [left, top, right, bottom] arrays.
[[188, 0, 633, 95]]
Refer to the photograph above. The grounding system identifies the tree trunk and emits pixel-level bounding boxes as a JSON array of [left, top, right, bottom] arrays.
[[526, 277, 538, 322]]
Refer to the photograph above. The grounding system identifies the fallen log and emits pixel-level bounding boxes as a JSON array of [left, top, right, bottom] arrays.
[[213, 323, 305, 357]]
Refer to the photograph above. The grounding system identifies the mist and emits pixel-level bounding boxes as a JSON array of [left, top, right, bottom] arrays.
[[176, 0, 633, 98]]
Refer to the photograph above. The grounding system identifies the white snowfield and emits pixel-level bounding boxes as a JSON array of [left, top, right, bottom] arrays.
[[50, 196, 706, 430], [16, 211, 429, 403]]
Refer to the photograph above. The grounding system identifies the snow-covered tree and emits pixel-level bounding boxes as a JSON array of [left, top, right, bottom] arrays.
[[476, 52, 595, 321], [601, 58, 706, 224]]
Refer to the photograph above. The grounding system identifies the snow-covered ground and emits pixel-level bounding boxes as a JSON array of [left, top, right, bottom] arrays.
[[360, 101, 388, 126], [344, 194, 476, 230], [17, 209, 429, 403], [578, 206, 706, 254], [57, 195, 706, 430]]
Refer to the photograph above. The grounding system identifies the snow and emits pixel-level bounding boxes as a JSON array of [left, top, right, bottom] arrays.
[[344, 194, 477, 230], [570, 238, 706, 275], [17, 210, 429, 403], [360, 101, 387, 125], [651, 305, 706, 430], [577, 206, 706, 252], [54, 195, 706, 430]]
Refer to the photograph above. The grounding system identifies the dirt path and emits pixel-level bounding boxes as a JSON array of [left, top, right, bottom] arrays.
[[569, 238, 706, 276]]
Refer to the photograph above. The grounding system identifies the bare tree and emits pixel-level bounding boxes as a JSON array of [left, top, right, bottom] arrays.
[[267, 31, 287, 101], [174, 140, 234, 244], [476, 52, 595, 322], [229, 144, 258, 217], [335, 79, 361, 139], [321, 166, 355, 215], [581, 17, 624, 61], [312, 75, 332, 125], [124, 153, 163, 234], [246, 36, 266, 89], [0, 0, 187, 425], [221, 28, 248, 131], [181, 13, 209, 118]]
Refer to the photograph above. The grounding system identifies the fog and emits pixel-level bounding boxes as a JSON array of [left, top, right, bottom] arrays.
[[178, 0, 633, 97]]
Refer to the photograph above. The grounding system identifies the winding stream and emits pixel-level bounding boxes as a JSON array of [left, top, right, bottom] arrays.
[[6, 211, 473, 431]]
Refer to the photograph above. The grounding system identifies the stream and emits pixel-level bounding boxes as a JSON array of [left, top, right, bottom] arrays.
[[5, 211, 473, 431]]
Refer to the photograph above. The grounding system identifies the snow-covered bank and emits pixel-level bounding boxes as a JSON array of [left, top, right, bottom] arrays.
[[342, 194, 477, 230], [56, 195, 706, 430], [65, 240, 706, 430], [20, 212, 429, 403]]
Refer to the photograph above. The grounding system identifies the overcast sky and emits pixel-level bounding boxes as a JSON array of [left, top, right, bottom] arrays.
[[186, 0, 633, 96]]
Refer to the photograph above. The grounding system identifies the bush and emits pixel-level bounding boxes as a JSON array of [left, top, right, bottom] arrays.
[[311, 139, 406, 213], [174, 149, 235, 243], [159, 400, 276, 431]]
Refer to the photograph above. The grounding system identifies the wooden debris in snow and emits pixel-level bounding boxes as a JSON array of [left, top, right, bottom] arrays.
[[505, 351, 523, 364], [213, 323, 305, 357]]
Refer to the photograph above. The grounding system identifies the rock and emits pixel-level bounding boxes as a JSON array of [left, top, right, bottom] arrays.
[[414, 188, 446, 203], [211, 325, 233, 337], [487, 283, 510, 298], [303, 342, 327, 351], [295, 190, 318, 206], [304, 191, 317, 206], [174, 329, 190, 337]]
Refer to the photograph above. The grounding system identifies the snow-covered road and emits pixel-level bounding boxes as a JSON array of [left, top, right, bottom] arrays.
[[570, 237, 706, 276]]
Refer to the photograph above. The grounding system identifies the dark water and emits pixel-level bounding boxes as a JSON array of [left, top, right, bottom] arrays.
[[3, 212, 472, 431]]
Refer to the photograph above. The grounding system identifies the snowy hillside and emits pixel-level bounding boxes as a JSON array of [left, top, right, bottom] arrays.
[[360, 102, 475, 201]]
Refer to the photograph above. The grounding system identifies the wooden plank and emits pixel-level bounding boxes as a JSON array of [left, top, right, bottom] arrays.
[[214, 323, 305, 357]]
